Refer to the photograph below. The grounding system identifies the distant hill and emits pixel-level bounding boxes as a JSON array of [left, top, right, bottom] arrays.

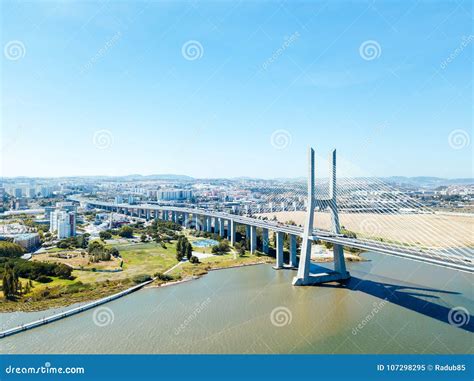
[[384, 176, 473, 187]]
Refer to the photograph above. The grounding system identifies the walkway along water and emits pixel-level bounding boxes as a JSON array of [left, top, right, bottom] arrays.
[[0, 256, 189, 338], [0, 279, 153, 338]]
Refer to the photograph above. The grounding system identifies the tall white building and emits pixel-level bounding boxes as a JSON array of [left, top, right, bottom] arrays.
[[50, 210, 76, 239]]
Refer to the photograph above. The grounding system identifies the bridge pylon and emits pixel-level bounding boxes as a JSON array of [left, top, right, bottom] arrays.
[[292, 148, 350, 286]]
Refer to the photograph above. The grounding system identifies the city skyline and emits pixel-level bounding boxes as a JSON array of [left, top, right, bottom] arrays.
[[2, 1, 472, 178]]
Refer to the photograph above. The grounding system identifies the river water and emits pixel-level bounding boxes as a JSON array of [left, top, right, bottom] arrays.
[[1, 252, 473, 354]]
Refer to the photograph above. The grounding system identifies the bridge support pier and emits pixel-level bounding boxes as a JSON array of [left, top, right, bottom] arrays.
[[250, 226, 257, 253], [219, 218, 225, 238], [289, 234, 297, 268], [274, 231, 284, 269], [227, 220, 232, 241], [230, 220, 236, 246], [293, 148, 350, 286], [213, 217, 219, 234], [262, 228, 269, 254]]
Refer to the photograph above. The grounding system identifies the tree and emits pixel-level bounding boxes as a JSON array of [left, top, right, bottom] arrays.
[[176, 251, 184, 262], [140, 234, 147, 242], [185, 242, 193, 260], [189, 255, 199, 264], [212, 240, 231, 254], [99, 231, 112, 241], [0, 242, 25, 258], [234, 242, 246, 257], [2, 263, 19, 300], [118, 226, 134, 238], [108, 247, 120, 257]]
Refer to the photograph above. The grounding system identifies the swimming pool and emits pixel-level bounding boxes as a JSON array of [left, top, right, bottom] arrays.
[[193, 239, 219, 248]]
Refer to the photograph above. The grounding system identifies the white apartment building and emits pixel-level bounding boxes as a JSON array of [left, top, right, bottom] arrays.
[[50, 210, 76, 239]]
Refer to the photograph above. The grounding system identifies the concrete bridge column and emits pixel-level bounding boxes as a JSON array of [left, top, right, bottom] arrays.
[[155, 210, 159, 220], [164, 211, 168, 221], [214, 217, 219, 234], [250, 226, 257, 253], [289, 235, 297, 267], [262, 228, 269, 254], [146, 209, 150, 221], [227, 220, 232, 241], [206, 216, 212, 232], [275, 231, 284, 269], [184, 213, 189, 227], [245, 225, 251, 246], [230, 219, 236, 246], [219, 218, 225, 238]]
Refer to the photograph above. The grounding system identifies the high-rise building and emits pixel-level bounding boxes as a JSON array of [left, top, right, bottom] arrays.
[[50, 210, 76, 239]]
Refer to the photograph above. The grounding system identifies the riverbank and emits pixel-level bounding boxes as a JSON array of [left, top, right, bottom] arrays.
[[0, 243, 274, 312]]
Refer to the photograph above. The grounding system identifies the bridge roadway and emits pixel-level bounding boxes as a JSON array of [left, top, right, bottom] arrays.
[[77, 198, 473, 274]]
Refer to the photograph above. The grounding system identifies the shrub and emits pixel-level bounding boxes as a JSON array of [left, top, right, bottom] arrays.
[[154, 272, 174, 281], [36, 275, 53, 283], [99, 231, 112, 240], [189, 255, 200, 264], [132, 274, 152, 284]]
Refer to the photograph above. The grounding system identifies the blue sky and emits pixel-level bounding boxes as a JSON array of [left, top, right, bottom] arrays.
[[1, 0, 472, 178]]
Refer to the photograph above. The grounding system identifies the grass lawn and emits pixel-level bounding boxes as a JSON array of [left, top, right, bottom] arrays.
[[0, 242, 180, 312], [170, 250, 274, 278]]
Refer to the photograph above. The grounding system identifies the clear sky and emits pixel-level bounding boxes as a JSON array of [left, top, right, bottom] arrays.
[[1, 0, 472, 179]]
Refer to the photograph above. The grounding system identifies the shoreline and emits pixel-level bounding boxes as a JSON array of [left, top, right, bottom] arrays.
[[0, 252, 364, 315]]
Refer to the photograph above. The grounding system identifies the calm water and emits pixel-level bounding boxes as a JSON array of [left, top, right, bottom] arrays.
[[1, 252, 473, 354]]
